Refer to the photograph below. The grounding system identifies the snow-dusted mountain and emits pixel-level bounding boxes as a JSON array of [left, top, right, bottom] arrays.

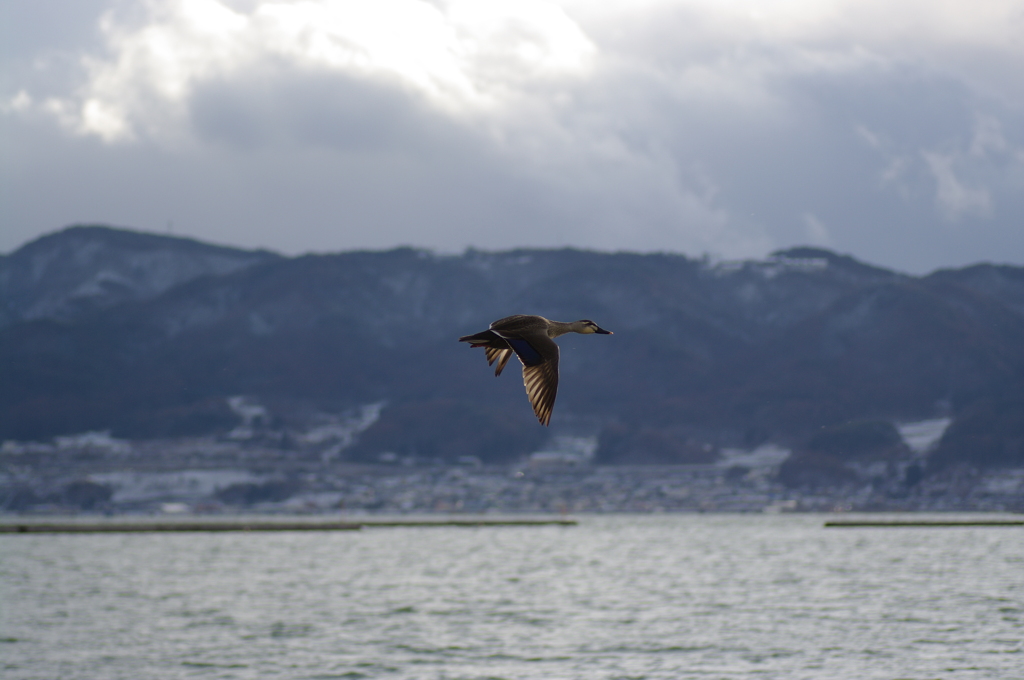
[[2, 226, 1022, 470], [0, 225, 278, 327]]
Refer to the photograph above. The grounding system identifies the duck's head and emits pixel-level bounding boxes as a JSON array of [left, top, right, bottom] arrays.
[[576, 319, 613, 334]]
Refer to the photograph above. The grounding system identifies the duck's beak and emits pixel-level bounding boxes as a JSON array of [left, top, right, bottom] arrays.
[[595, 327, 612, 334]]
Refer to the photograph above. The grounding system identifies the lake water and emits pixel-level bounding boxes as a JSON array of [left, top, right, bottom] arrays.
[[2, 515, 1022, 679]]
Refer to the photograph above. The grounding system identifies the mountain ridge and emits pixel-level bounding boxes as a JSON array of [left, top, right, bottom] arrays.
[[2, 225, 1023, 472], [0, 224, 279, 328]]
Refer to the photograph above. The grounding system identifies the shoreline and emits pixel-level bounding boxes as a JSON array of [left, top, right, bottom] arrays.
[[0, 516, 578, 533]]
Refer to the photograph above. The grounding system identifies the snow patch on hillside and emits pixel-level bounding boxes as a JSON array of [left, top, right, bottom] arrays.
[[897, 418, 952, 455]]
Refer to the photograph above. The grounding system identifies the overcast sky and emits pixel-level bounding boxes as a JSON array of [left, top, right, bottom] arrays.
[[2, 0, 1023, 273]]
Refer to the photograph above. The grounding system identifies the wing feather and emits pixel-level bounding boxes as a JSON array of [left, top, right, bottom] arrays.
[[522, 351, 559, 426], [485, 347, 514, 376], [462, 330, 515, 377]]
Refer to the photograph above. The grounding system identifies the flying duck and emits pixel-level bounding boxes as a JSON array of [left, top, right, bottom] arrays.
[[459, 315, 612, 426]]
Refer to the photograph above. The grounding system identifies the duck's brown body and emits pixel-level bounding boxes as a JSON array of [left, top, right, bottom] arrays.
[[459, 315, 612, 426]]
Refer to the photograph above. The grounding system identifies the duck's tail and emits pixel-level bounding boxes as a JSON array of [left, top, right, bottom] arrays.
[[459, 329, 499, 345]]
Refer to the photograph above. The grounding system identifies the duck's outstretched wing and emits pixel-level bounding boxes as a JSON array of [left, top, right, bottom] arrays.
[[522, 357, 558, 426], [499, 331, 560, 427]]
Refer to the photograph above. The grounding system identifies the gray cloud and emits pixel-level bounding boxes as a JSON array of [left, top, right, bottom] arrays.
[[2, 0, 1023, 273]]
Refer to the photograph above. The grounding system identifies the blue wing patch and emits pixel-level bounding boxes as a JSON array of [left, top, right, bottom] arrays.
[[506, 337, 544, 366]]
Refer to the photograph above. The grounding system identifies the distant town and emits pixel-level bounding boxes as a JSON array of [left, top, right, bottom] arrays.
[[4, 417, 1022, 516]]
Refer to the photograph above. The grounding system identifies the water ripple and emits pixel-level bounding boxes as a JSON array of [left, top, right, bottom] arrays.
[[1, 515, 1022, 679]]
